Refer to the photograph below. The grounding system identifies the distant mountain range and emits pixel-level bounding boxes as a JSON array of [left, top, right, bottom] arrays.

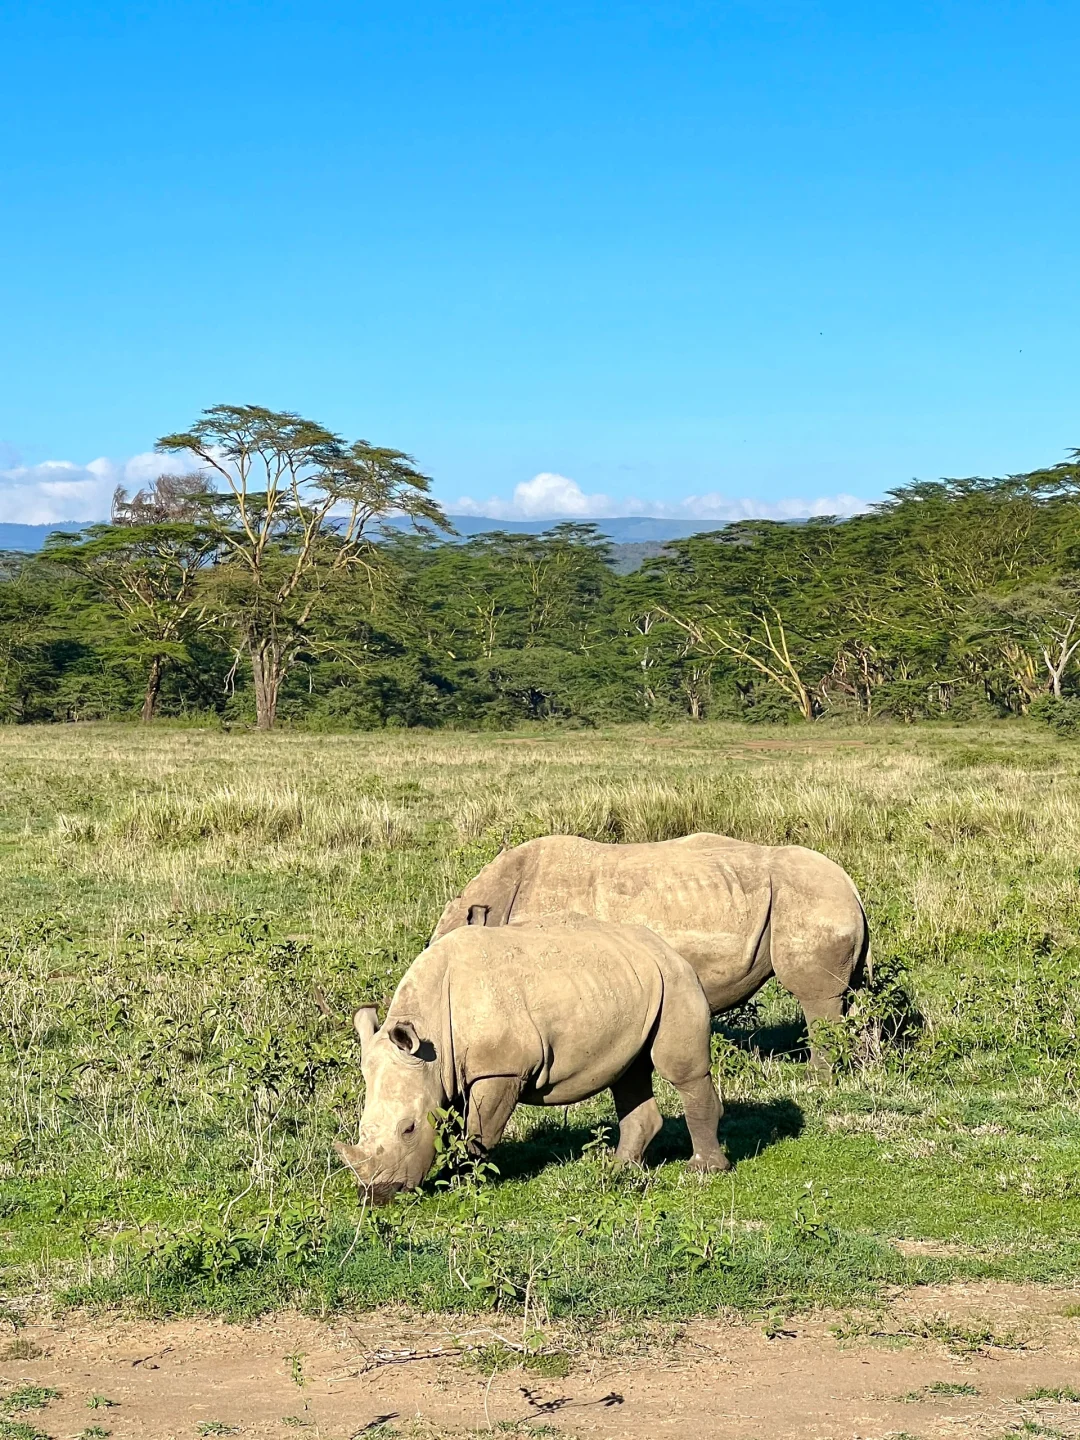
[[0, 514, 720, 552], [0, 521, 86, 550], [412, 515, 713, 542]]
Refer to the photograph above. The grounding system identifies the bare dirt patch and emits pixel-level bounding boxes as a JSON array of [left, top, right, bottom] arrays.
[[3, 1283, 1080, 1439]]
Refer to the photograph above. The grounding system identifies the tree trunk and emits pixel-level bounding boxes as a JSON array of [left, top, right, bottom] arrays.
[[250, 638, 283, 730], [141, 654, 164, 723], [795, 682, 815, 721]]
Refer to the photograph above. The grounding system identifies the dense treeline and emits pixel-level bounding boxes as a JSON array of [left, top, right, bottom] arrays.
[[3, 404, 1080, 729]]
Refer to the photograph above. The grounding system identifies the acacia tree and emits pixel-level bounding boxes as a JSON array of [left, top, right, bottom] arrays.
[[0, 551, 66, 721], [644, 523, 838, 719], [45, 474, 220, 721], [972, 581, 1080, 700], [157, 405, 449, 729], [663, 605, 820, 719]]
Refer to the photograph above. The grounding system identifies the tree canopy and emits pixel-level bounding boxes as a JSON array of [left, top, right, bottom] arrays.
[[5, 421, 1080, 729]]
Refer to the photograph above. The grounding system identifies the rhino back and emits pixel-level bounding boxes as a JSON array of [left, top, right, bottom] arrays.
[[437, 834, 864, 1014], [504, 836, 772, 1007], [438, 919, 666, 1106]]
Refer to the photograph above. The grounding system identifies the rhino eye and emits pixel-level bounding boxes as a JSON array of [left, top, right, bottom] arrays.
[[402, 1122, 416, 1137]]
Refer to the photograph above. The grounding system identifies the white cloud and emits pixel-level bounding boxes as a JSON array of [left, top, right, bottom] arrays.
[[1, 450, 871, 529], [0, 450, 203, 525], [454, 472, 614, 519], [453, 472, 870, 523]]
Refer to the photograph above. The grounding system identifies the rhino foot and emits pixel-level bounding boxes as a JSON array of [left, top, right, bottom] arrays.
[[688, 1151, 732, 1173]]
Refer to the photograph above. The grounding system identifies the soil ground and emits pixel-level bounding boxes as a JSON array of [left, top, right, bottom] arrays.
[[5, 1283, 1080, 1440]]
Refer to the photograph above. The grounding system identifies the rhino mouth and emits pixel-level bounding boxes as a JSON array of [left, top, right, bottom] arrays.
[[335, 1141, 432, 1204], [361, 1179, 409, 1206]]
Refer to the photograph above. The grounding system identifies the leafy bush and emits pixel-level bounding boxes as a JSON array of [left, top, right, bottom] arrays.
[[1029, 694, 1080, 734]]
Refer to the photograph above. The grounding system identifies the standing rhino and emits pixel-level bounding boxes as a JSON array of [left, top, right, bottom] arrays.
[[433, 834, 869, 1061], [335, 914, 729, 1200]]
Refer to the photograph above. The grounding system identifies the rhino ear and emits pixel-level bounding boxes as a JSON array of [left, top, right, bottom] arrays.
[[387, 1019, 423, 1056], [353, 1006, 379, 1052]]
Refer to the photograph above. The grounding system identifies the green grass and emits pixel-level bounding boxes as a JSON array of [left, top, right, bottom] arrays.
[[0, 1389, 61, 1440], [2, 719, 1080, 1322], [0, 1393, 60, 1418], [901, 1382, 980, 1400], [0, 1424, 52, 1440]]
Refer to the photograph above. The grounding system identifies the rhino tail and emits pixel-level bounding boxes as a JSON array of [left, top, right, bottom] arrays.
[[856, 930, 873, 988]]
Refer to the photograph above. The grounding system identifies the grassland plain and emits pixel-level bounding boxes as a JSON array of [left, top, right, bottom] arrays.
[[1, 719, 1079, 1332]]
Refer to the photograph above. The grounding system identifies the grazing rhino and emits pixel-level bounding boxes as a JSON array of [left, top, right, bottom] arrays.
[[335, 914, 729, 1201], [433, 834, 869, 1062]]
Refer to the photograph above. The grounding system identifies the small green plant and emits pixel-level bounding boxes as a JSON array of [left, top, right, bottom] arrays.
[[86, 1396, 117, 1410], [463, 1342, 520, 1376], [195, 1425, 239, 1437], [580, 1123, 618, 1188], [488, 1426, 562, 1437], [790, 1182, 836, 1247], [914, 1315, 1027, 1355], [1022, 1387, 1080, 1403], [285, 1352, 306, 1389], [672, 1215, 733, 1274], [0, 1420, 53, 1440], [828, 1316, 874, 1342], [428, 1106, 500, 1189], [140, 1212, 259, 1284], [0, 1391, 60, 1417], [901, 1381, 979, 1400], [0, 1341, 41, 1362], [523, 1350, 571, 1378], [80, 1429, 112, 1439], [268, 1200, 329, 1271], [761, 1309, 796, 1340]]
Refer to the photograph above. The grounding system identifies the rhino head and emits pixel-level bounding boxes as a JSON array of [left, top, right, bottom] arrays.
[[335, 1005, 447, 1203]]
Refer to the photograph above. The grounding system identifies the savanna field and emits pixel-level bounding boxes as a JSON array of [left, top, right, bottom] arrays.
[[2, 719, 1080, 1334]]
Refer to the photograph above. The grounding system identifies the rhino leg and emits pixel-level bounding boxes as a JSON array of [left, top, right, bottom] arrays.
[[800, 995, 846, 1069], [779, 958, 855, 1068], [465, 1077, 522, 1156], [649, 965, 730, 1171], [610, 1054, 663, 1165], [672, 1074, 730, 1172]]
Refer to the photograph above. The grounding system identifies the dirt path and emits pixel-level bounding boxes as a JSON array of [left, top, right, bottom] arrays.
[[4, 1282, 1080, 1439]]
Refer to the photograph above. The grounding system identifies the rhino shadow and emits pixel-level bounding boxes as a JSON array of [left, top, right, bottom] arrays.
[[718, 1016, 812, 1063], [492, 1096, 803, 1181], [650, 1097, 804, 1166]]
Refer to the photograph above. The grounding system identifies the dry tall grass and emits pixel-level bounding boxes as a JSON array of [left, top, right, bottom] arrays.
[[2, 719, 1078, 989]]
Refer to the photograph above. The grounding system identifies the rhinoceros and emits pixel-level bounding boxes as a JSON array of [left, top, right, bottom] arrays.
[[433, 834, 869, 1062], [335, 914, 729, 1200]]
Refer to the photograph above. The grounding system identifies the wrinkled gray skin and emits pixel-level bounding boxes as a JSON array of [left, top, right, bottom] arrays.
[[433, 834, 870, 1064], [335, 914, 728, 1201]]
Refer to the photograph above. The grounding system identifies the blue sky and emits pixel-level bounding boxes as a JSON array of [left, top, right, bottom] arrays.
[[1, 0, 1078, 523]]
